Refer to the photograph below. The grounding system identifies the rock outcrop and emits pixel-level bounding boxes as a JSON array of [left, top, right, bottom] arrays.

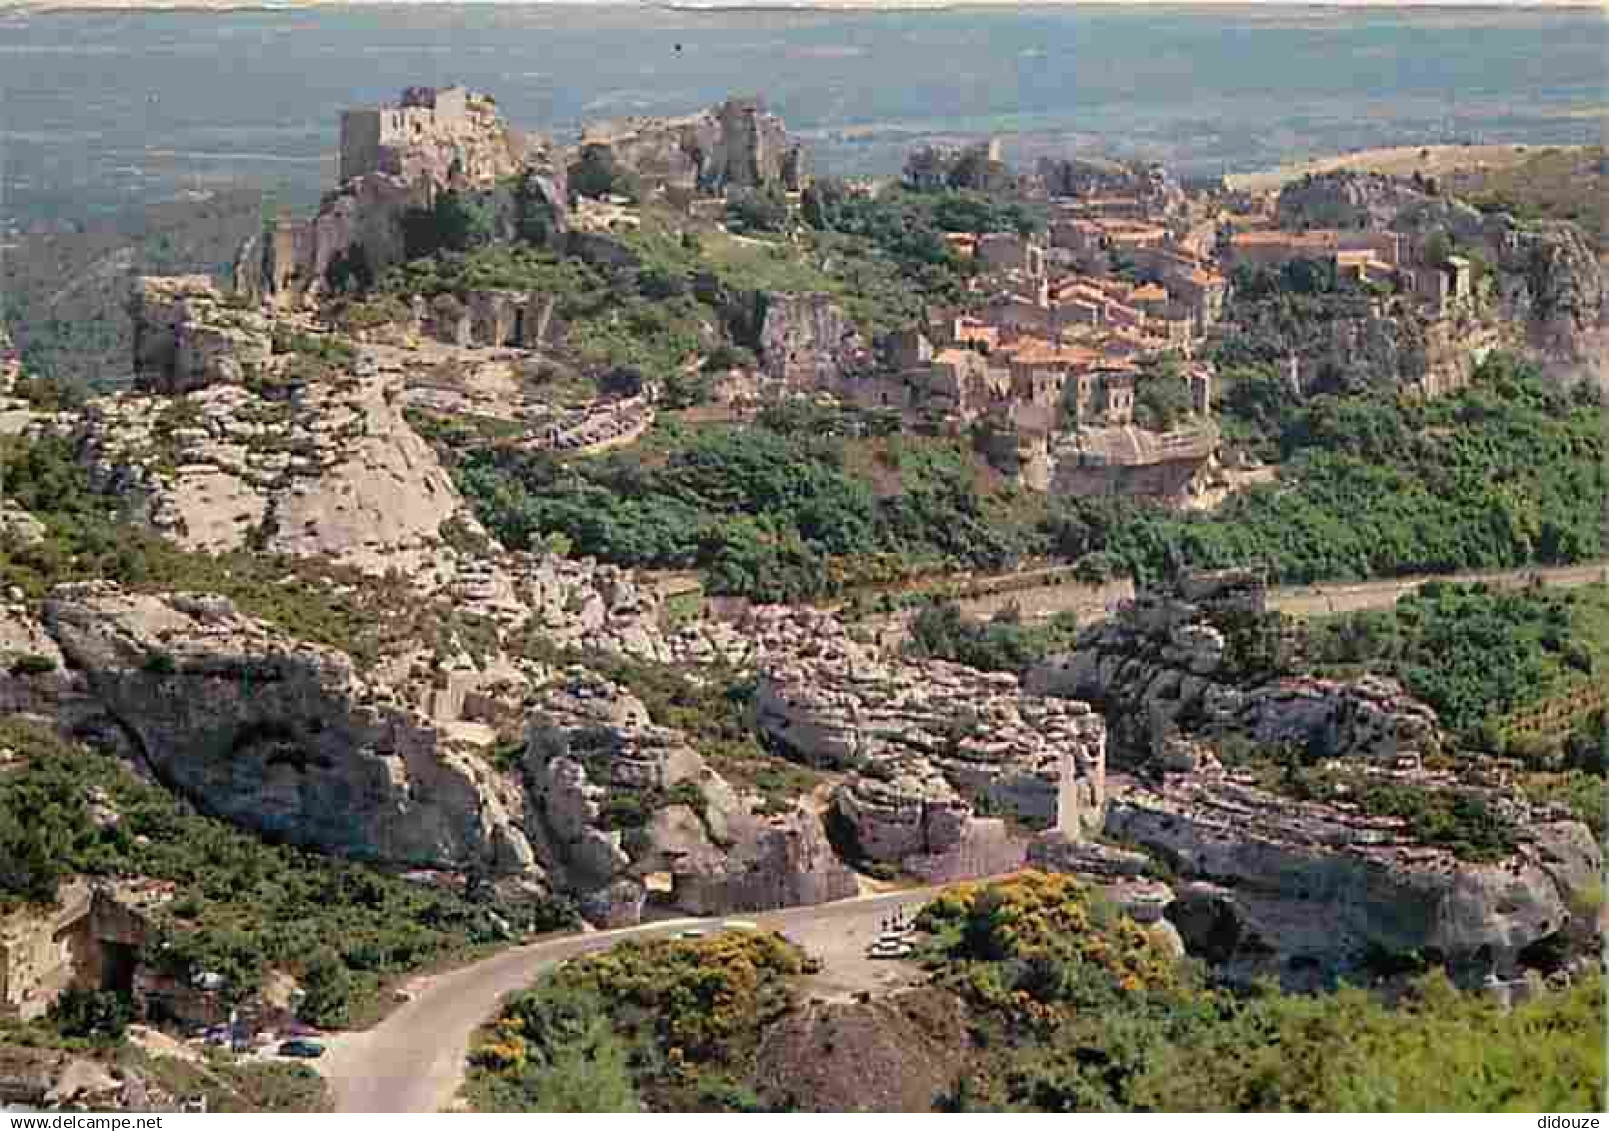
[[41, 583, 542, 878], [131, 277, 273, 395], [1106, 768, 1601, 983], [753, 608, 1107, 878], [1503, 221, 1607, 360], [76, 330, 467, 574], [1273, 170, 1605, 367], [758, 292, 870, 389], [1027, 572, 1443, 766], [520, 666, 855, 924], [575, 96, 807, 198]]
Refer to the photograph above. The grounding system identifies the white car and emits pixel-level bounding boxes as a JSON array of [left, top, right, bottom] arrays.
[[866, 939, 914, 960]]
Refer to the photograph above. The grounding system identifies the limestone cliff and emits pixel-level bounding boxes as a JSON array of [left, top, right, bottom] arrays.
[[84, 291, 469, 574], [1024, 572, 1602, 981], [521, 667, 856, 925], [1106, 770, 1601, 983], [758, 292, 870, 390], [753, 608, 1107, 880], [1025, 571, 1442, 767], [575, 96, 807, 198], [41, 583, 541, 878]]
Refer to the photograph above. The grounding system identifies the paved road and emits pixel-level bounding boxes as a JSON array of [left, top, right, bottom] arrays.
[[1265, 561, 1609, 618], [320, 887, 943, 1113]]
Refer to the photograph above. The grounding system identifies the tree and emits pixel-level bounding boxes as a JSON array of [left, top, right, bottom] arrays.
[[299, 945, 354, 1028], [527, 1017, 641, 1112], [1134, 363, 1195, 432], [0, 800, 68, 906], [726, 187, 789, 234], [513, 171, 560, 246], [401, 190, 496, 259], [801, 178, 848, 230], [569, 147, 640, 203], [49, 988, 131, 1042]]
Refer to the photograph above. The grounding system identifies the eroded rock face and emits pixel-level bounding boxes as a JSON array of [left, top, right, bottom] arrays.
[[754, 608, 1106, 879], [132, 277, 273, 395], [71, 344, 466, 574], [41, 583, 541, 878], [575, 96, 807, 197], [1106, 769, 1601, 982], [240, 174, 428, 311], [521, 666, 855, 924], [1027, 576, 1443, 766], [758, 293, 870, 390], [1276, 170, 1448, 233], [1507, 222, 1607, 359]]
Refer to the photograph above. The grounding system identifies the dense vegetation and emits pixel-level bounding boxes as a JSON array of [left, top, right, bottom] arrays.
[[927, 874, 1605, 1112], [1301, 581, 1609, 748], [0, 719, 571, 1030], [454, 419, 1036, 602], [468, 930, 804, 1112], [447, 350, 1599, 604], [1049, 353, 1606, 585], [906, 602, 1080, 676], [800, 180, 1039, 307]]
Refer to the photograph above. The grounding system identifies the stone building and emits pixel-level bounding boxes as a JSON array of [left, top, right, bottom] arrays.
[[339, 85, 520, 187], [976, 231, 1046, 278], [0, 881, 153, 1022]]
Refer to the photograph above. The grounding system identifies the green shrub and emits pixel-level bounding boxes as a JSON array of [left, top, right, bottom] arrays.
[[8, 652, 57, 676], [48, 989, 131, 1043]]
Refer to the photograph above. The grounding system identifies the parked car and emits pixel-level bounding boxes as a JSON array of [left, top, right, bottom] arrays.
[[278, 1039, 326, 1059], [866, 939, 914, 960], [677, 928, 707, 939]]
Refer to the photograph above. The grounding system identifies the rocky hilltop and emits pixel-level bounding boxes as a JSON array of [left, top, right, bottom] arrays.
[[576, 96, 808, 198], [1275, 169, 1606, 368]]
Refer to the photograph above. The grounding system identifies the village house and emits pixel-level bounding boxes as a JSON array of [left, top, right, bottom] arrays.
[[976, 231, 1047, 278]]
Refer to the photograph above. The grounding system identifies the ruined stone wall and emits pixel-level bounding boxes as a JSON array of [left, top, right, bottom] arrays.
[[0, 882, 93, 1021], [338, 88, 521, 188], [759, 292, 869, 389], [577, 97, 806, 197]]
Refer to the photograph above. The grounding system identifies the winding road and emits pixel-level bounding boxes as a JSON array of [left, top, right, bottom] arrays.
[[319, 887, 943, 1113]]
